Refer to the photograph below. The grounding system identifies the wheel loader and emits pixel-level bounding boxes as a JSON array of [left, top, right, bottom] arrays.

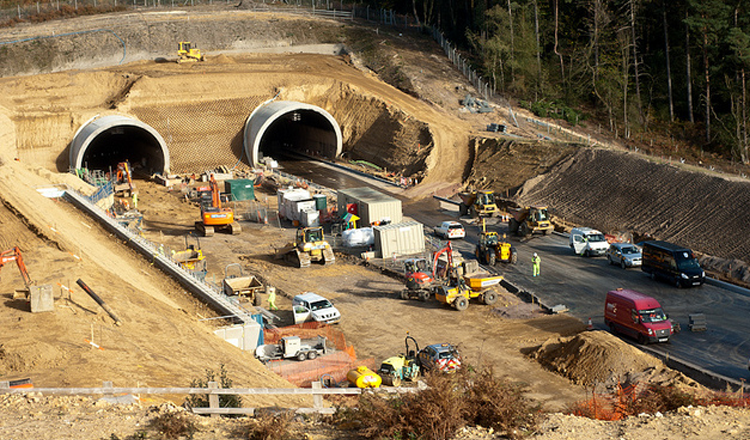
[[275, 226, 335, 268], [508, 205, 553, 237]]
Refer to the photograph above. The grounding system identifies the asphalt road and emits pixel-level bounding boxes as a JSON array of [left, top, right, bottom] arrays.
[[277, 157, 750, 384]]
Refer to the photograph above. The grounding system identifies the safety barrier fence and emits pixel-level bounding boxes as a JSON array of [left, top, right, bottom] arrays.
[[64, 188, 256, 323]]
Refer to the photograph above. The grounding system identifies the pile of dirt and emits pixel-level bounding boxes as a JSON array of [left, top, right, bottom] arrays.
[[530, 331, 703, 393]]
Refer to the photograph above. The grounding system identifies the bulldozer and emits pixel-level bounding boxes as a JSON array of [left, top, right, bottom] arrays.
[[458, 189, 499, 218], [378, 335, 421, 387], [177, 41, 205, 63], [475, 220, 517, 266], [195, 174, 241, 237], [508, 205, 553, 237], [275, 226, 335, 268]]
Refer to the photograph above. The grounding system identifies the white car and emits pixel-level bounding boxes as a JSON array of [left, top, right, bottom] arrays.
[[292, 292, 341, 324], [569, 227, 609, 257], [435, 221, 465, 240]]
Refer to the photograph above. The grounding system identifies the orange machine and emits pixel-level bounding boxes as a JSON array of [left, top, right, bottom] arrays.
[[0, 246, 33, 296], [195, 174, 241, 237]]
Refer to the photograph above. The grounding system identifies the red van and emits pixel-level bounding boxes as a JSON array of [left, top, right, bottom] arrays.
[[604, 288, 673, 344]]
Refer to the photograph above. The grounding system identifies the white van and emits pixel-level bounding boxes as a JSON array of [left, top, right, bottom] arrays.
[[569, 227, 609, 257], [292, 292, 341, 324]]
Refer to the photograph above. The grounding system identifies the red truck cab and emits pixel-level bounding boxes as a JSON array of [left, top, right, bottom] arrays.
[[604, 288, 673, 344]]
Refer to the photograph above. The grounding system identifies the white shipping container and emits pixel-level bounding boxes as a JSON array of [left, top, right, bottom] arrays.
[[374, 221, 425, 258]]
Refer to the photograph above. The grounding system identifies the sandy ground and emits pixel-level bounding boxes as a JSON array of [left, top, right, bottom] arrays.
[[1, 8, 750, 440]]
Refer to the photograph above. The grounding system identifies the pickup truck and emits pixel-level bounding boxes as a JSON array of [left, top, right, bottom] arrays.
[[434, 221, 465, 240], [254, 335, 331, 362]]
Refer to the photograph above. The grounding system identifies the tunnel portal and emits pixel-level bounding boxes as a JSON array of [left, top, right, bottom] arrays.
[[70, 115, 169, 175], [244, 101, 342, 166]]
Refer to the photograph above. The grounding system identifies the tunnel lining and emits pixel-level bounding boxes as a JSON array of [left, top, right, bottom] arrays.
[[244, 101, 342, 166], [70, 115, 170, 174]]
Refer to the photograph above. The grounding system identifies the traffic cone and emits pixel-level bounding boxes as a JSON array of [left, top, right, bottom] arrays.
[[587, 317, 593, 331]]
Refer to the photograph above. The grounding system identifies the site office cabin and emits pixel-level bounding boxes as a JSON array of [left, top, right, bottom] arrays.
[[604, 288, 673, 344]]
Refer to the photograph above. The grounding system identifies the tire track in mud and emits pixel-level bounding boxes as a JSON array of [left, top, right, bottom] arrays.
[[518, 148, 750, 260]]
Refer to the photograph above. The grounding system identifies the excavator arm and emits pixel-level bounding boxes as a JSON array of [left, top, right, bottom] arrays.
[[0, 247, 33, 287]]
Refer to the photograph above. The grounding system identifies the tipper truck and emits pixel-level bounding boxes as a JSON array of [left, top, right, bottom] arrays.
[[508, 205, 553, 236]]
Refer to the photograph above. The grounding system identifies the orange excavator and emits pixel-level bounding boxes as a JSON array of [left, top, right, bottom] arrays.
[[0, 246, 33, 297], [195, 174, 241, 237]]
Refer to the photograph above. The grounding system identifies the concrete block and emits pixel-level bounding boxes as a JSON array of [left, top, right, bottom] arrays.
[[30, 285, 54, 313]]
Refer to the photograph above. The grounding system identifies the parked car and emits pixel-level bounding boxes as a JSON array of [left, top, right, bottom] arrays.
[[569, 227, 609, 257], [606, 243, 642, 268], [417, 342, 462, 373], [641, 240, 705, 288], [292, 292, 341, 324], [434, 221, 466, 240]]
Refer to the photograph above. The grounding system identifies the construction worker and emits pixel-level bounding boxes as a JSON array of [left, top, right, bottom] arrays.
[[267, 286, 278, 311], [532, 252, 541, 277], [132, 193, 138, 210]]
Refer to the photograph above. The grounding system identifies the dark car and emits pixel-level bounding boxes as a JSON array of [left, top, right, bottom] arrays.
[[606, 243, 642, 269], [417, 343, 462, 373], [641, 240, 705, 288]]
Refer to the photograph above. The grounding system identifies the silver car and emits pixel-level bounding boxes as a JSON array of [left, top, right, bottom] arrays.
[[606, 243, 642, 269]]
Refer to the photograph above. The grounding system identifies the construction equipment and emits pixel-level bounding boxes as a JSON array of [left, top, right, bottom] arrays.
[[275, 226, 335, 268], [475, 220, 517, 265], [177, 41, 204, 62], [508, 205, 553, 236], [222, 263, 263, 306], [400, 242, 463, 301], [434, 278, 499, 311], [195, 174, 241, 237], [113, 161, 137, 197], [458, 189, 499, 218], [0, 246, 34, 297], [347, 366, 382, 388], [378, 335, 421, 387], [172, 235, 205, 271]]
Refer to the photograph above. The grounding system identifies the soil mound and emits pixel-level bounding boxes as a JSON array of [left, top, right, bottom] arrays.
[[530, 331, 701, 392]]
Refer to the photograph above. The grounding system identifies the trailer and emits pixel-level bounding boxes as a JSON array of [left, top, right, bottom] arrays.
[[254, 336, 331, 362], [222, 263, 263, 306]]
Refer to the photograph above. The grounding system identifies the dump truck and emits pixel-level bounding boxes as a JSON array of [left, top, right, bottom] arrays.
[[400, 242, 465, 301], [434, 273, 501, 311], [458, 190, 499, 218], [275, 226, 334, 268], [254, 336, 331, 362], [508, 205, 553, 236], [222, 263, 263, 306]]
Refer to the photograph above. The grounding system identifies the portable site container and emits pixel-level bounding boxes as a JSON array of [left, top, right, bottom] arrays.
[[300, 209, 320, 227], [373, 221, 424, 258], [337, 187, 402, 226], [277, 188, 311, 220], [285, 198, 315, 222], [224, 179, 255, 201]]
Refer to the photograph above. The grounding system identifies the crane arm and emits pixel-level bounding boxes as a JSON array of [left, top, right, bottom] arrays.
[[209, 174, 221, 209], [431, 241, 455, 279], [0, 247, 33, 286]]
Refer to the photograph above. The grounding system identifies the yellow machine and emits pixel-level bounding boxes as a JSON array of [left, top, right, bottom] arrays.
[[434, 279, 499, 311], [458, 189, 499, 217], [275, 226, 335, 268], [177, 41, 205, 62], [475, 220, 518, 265], [508, 205, 553, 236]]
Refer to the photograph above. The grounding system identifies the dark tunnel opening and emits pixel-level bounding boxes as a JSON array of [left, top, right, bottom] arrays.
[[258, 110, 338, 161], [81, 126, 165, 176]]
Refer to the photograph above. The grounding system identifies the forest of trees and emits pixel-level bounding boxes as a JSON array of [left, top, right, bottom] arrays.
[[364, 0, 750, 163]]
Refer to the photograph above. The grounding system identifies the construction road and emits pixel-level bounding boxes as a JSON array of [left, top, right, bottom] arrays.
[[282, 157, 750, 386]]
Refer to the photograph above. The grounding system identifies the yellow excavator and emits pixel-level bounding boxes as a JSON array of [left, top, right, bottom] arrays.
[[177, 41, 205, 63]]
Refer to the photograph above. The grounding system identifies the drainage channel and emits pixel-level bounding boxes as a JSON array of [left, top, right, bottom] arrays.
[[64, 189, 254, 324]]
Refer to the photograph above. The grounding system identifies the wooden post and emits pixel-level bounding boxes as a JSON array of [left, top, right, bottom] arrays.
[[208, 381, 219, 418], [103, 381, 113, 398]]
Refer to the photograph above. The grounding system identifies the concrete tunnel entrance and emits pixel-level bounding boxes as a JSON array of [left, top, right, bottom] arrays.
[[244, 101, 342, 166], [70, 115, 170, 175]]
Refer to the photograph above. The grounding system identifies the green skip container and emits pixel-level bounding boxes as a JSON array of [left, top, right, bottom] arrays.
[[224, 179, 255, 201]]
